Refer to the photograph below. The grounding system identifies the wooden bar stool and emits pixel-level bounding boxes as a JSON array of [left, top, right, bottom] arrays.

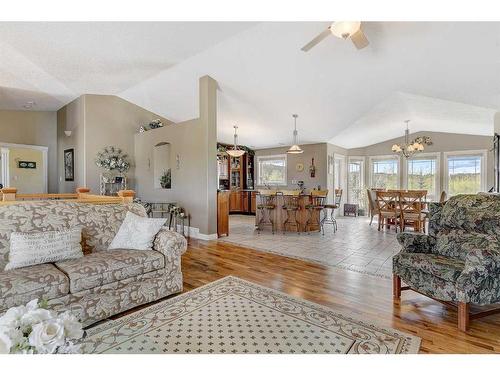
[[305, 189, 329, 235], [256, 190, 277, 234], [280, 190, 301, 234], [323, 188, 342, 232]]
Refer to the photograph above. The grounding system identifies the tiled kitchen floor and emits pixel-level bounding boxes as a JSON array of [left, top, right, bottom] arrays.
[[218, 214, 403, 279]]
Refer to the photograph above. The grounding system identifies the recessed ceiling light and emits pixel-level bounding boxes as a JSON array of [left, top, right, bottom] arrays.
[[23, 101, 36, 109]]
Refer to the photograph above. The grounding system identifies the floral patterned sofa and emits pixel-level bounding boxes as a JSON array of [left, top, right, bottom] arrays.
[[0, 201, 187, 327], [393, 193, 500, 331]]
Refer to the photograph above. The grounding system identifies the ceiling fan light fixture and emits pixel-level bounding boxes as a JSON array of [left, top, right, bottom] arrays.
[[330, 21, 361, 39]]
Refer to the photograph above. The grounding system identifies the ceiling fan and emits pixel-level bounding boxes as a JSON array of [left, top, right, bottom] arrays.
[[301, 21, 369, 52]]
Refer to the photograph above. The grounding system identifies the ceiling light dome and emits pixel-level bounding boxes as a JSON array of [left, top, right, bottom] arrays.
[[330, 21, 361, 39], [287, 114, 304, 154], [226, 125, 245, 157]]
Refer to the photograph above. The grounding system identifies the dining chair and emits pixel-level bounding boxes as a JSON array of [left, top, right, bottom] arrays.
[[305, 189, 329, 235], [439, 190, 447, 203], [366, 189, 380, 225], [375, 191, 402, 232], [280, 190, 301, 234], [400, 190, 427, 233]]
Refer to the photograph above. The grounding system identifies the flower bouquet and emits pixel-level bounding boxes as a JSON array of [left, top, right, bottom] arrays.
[[0, 299, 84, 354]]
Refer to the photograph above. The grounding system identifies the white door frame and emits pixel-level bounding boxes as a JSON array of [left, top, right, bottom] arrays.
[[0, 142, 48, 193], [334, 154, 347, 215], [0, 147, 9, 188]]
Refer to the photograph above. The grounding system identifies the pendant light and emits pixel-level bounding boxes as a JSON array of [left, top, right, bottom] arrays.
[[226, 125, 245, 157], [287, 114, 304, 154]]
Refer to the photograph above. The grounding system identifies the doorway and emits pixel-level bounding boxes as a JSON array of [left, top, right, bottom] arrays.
[[0, 142, 48, 193]]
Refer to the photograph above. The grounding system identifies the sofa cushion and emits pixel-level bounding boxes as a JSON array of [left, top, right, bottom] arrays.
[[393, 253, 465, 282], [55, 249, 165, 293], [5, 228, 83, 271], [435, 230, 497, 261], [0, 263, 69, 311]]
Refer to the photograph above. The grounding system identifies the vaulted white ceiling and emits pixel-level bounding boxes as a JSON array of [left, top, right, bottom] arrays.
[[1, 22, 499, 149]]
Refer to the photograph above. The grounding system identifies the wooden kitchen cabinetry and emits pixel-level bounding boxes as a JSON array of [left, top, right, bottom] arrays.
[[217, 190, 230, 237]]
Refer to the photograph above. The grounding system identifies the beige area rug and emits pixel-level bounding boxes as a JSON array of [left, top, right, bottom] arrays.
[[82, 276, 420, 354]]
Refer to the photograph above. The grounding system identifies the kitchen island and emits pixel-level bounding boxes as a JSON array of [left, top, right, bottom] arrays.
[[255, 192, 321, 233]]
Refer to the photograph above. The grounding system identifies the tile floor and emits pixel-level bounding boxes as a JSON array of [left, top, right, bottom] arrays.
[[218, 214, 403, 279]]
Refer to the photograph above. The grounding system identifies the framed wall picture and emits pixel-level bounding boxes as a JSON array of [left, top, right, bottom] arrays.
[[18, 161, 37, 169], [64, 148, 74, 181]]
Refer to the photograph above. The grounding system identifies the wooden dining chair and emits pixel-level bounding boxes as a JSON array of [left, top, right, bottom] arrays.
[[366, 189, 380, 225], [439, 190, 447, 203], [375, 191, 402, 232], [400, 190, 427, 233]]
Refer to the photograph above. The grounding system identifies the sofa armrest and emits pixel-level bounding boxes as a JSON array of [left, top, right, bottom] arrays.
[[396, 232, 436, 254], [153, 228, 187, 260], [461, 244, 500, 276], [456, 244, 500, 304]]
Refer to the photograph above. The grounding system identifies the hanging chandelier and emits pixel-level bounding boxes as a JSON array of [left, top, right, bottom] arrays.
[[287, 114, 304, 154], [226, 125, 245, 157], [391, 120, 432, 158]]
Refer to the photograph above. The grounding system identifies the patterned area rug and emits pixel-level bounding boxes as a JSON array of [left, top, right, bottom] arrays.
[[82, 276, 420, 354]]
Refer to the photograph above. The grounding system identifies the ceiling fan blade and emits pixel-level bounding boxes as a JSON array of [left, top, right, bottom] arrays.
[[350, 28, 369, 49], [301, 28, 331, 52]]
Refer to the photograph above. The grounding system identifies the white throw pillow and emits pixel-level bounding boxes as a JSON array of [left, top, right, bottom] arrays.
[[108, 211, 167, 251], [5, 228, 83, 271]]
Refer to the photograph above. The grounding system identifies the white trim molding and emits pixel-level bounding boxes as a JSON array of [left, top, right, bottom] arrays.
[[256, 154, 288, 187], [443, 149, 488, 196], [0, 147, 9, 188]]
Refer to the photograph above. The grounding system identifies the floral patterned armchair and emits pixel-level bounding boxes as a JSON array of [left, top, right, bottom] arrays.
[[392, 193, 500, 331]]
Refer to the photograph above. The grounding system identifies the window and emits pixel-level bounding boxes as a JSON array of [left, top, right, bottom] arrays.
[[445, 151, 486, 196], [348, 158, 365, 209], [370, 156, 399, 189], [257, 155, 287, 186], [406, 154, 439, 201]]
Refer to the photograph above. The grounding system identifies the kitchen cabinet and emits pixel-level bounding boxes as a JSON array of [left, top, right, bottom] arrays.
[[229, 191, 242, 212], [217, 191, 230, 237]]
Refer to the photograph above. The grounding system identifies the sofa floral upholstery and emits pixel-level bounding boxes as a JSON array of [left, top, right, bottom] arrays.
[[393, 194, 500, 305], [0, 201, 187, 327]]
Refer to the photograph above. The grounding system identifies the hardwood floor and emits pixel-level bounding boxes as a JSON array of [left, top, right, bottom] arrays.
[[181, 238, 500, 354]]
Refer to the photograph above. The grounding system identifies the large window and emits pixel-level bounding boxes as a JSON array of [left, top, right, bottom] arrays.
[[445, 151, 486, 196], [348, 158, 365, 209], [370, 156, 399, 189], [406, 154, 439, 201], [257, 155, 287, 186]]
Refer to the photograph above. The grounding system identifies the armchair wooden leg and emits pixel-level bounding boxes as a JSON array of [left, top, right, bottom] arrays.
[[393, 274, 401, 300], [458, 302, 469, 332]]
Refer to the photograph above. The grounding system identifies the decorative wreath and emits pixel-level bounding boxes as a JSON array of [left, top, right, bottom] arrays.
[[95, 146, 131, 173]]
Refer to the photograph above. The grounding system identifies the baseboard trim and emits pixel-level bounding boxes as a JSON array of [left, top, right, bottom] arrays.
[[175, 224, 217, 241]]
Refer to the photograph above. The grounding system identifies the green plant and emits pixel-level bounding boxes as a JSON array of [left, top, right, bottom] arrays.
[[160, 169, 171, 189]]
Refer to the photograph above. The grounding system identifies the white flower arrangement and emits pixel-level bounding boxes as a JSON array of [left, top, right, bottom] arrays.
[[95, 146, 131, 174], [0, 299, 84, 354]]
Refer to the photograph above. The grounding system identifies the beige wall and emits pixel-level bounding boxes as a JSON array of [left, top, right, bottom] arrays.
[[84, 95, 174, 193], [134, 76, 218, 236], [8, 147, 44, 193], [254, 143, 329, 191], [347, 131, 493, 193], [57, 96, 85, 193], [0, 110, 57, 192], [57, 95, 173, 193]]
